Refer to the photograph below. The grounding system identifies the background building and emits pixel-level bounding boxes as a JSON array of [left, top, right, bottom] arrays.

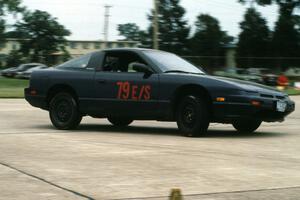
[[0, 38, 139, 66]]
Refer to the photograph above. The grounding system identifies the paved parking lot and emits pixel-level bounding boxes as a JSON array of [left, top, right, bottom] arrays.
[[0, 96, 299, 200]]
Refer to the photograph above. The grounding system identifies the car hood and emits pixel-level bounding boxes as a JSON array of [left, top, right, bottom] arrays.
[[166, 72, 284, 95], [210, 75, 284, 95]]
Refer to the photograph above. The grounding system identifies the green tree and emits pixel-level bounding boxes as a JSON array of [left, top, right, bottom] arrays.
[[0, 0, 23, 16], [272, 13, 300, 69], [147, 0, 190, 54], [239, 0, 300, 15], [118, 23, 146, 42], [239, 0, 300, 69], [236, 8, 271, 67], [0, 19, 5, 41], [0, 0, 23, 41], [14, 10, 71, 64], [190, 14, 233, 67], [5, 50, 25, 67]]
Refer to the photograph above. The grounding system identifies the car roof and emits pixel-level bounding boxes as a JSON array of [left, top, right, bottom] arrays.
[[101, 48, 167, 54], [19, 63, 46, 67], [25, 63, 46, 65]]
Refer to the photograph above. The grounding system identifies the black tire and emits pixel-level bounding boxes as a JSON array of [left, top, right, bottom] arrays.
[[232, 119, 262, 133], [107, 117, 133, 127], [176, 95, 210, 137], [49, 92, 82, 130]]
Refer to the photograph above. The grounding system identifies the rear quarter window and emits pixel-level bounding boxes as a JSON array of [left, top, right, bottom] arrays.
[[57, 54, 92, 69]]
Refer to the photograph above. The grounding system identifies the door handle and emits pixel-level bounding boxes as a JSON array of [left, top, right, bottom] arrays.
[[97, 79, 106, 84]]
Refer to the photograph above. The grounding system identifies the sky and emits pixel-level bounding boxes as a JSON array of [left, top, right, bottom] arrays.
[[10, 0, 280, 41]]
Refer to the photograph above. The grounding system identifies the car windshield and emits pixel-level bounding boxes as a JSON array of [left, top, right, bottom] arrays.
[[144, 51, 205, 74]]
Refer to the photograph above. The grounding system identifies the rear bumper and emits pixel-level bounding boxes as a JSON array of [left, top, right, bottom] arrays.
[[24, 88, 47, 110], [212, 95, 295, 123]]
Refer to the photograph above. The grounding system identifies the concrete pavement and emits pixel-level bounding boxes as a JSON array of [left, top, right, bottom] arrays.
[[0, 96, 299, 200]]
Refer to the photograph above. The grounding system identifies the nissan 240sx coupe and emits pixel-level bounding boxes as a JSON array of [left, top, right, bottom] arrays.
[[25, 48, 295, 137]]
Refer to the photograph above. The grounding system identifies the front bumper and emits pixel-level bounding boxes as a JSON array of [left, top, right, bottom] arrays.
[[212, 94, 295, 123]]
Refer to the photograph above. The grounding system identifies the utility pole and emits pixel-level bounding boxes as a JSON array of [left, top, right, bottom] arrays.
[[153, 0, 159, 50], [249, 0, 255, 8], [103, 5, 112, 48]]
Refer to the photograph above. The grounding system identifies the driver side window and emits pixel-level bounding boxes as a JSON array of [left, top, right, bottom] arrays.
[[102, 52, 150, 73], [103, 56, 123, 72]]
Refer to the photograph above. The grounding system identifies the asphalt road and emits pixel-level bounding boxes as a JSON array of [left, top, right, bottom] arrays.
[[0, 96, 299, 200]]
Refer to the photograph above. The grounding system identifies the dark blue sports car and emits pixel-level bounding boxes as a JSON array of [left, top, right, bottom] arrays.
[[25, 48, 295, 137]]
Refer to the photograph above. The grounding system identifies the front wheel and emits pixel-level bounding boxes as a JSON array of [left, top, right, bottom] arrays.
[[49, 92, 82, 130], [176, 95, 210, 137], [232, 119, 262, 133], [108, 117, 133, 127]]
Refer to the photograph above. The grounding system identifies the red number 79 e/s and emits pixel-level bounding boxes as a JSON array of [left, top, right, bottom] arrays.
[[116, 81, 151, 100]]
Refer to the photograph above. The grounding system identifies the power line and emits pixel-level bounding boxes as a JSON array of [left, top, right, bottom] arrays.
[[26, 1, 150, 10], [182, 56, 300, 60], [23, 0, 280, 20]]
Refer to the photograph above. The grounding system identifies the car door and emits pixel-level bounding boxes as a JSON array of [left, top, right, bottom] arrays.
[[94, 50, 160, 118]]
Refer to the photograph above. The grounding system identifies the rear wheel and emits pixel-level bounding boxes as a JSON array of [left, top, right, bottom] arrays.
[[232, 119, 262, 133], [49, 92, 82, 130], [108, 117, 133, 127], [176, 95, 210, 137]]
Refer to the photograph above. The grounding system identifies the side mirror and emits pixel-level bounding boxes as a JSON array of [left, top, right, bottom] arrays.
[[132, 63, 153, 75]]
